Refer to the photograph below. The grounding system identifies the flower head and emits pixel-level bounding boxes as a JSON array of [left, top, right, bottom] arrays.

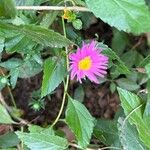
[[62, 9, 76, 21], [69, 41, 108, 83]]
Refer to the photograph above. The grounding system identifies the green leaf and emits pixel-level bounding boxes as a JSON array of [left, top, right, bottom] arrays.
[[111, 29, 128, 56], [28, 125, 54, 135], [0, 58, 42, 78], [101, 45, 130, 74], [117, 88, 150, 149], [116, 78, 140, 91], [41, 58, 66, 97], [16, 131, 68, 150], [0, 76, 8, 90], [118, 118, 148, 150], [0, 21, 73, 49], [86, 0, 150, 34], [5, 34, 34, 53], [143, 80, 150, 117], [65, 97, 95, 149], [0, 0, 16, 19], [145, 63, 150, 78], [0, 132, 20, 149], [139, 54, 150, 67], [0, 104, 15, 124], [18, 58, 42, 78], [0, 58, 22, 70], [10, 69, 19, 88], [0, 37, 4, 53], [110, 82, 116, 93], [94, 119, 121, 148], [121, 51, 143, 68], [40, 11, 59, 28], [73, 0, 86, 6], [74, 85, 84, 103]]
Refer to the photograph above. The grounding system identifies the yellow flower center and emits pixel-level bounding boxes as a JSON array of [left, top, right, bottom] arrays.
[[78, 56, 92, 71]]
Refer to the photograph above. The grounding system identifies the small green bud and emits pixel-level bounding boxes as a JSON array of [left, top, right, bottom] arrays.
[[33, 103, 40, 110], [72, 19, 83, 30], [1, 77, 7, 84]]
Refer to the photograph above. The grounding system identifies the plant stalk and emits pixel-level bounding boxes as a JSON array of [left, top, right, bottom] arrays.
[[16, 6, 90, 12], [51, 17, 70, 127]]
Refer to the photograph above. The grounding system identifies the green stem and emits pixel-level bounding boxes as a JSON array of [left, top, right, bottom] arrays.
[[51, 18, 69, 127], [0, 69, 17, 108], [7, 86, 17, 108]]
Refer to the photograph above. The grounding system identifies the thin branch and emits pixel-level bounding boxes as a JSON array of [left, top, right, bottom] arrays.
[[16, 6, 90, 12]]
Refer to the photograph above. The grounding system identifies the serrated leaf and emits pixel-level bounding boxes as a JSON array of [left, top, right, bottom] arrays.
[[0, 21, 73, 49], [117, 88, 150, 149], [16, 131, 68, 150], [41, 58, 66, 97], [0, 132, 20, 149], [18, 59, 42, 78], [94, 119, 121, 148], [116, 78, 140, 91], [0, 58, 22, 70], [28, 125, 54, 135], [5, 34, 34, 53], [0, 104, 15, 124], [0, 0, 16, 19], [0, 58, 42, 78], [65, 97, 95, 149], [86, 0, 150, 34], [118, 118, 148, 150], [100, 45, 130, 74]]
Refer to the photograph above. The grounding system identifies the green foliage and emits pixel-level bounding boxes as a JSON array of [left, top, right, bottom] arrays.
[[118, 118, 148, 150], [117, 88, 150, 149], [66, 97, 95, 149], [74, 85, 85, 102], [111, 29, 129, 56], [99, 43, 130, 75], [0, 132, 20, 149], [0, 104, 15, 124], [0, 0, 150, 149], [16, 131, 68, 150], [139, 54, 150, 67], [145, 63, 150, 78], [0, 0, 16, 19], [94, 119, 121, 148], [0, 58, 42, 83], [41, 58, 66, 97], [86, 0, 150, 34], [116, 78, 140, 91], [0, 21, 73, 52]]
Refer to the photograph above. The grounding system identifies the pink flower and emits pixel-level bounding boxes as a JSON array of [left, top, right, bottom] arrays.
[[69, 41, 108, 83]]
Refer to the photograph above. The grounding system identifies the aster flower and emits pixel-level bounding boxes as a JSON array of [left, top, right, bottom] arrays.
[[69, 41, 108, 83]]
